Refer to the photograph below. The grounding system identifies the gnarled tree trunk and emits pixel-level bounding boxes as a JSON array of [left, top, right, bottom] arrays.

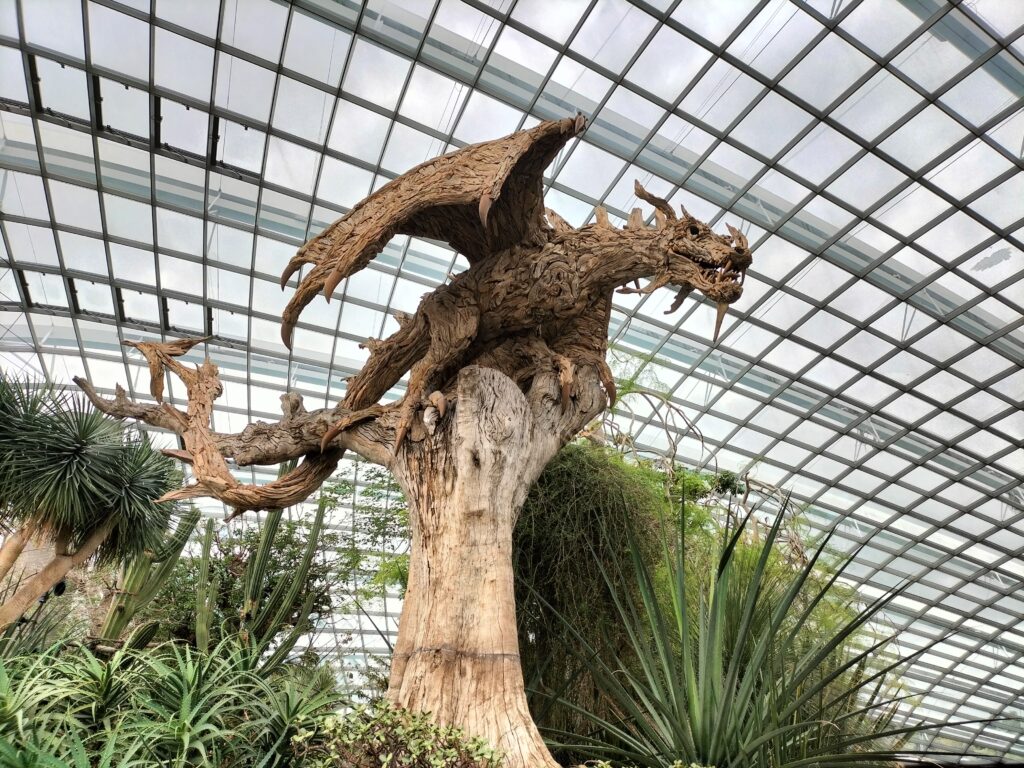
[[387, 365, 604, 768], [0, 523, 35, 583], [0, 520, 115, 630]]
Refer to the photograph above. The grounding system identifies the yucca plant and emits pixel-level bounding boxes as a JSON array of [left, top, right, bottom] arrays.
[[0, 374, 181, 630], [543, 495, 990, 766]]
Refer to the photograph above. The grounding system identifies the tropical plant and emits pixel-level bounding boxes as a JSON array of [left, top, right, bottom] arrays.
[[0, 637, 344, 768], [542, 497, 987, 767], [0, 374, 180, 630]]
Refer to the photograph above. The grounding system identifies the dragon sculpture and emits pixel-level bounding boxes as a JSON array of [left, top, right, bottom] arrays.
[[77, 115, 752, 513], [76, 114, 756, 768], [282, 115, 751, 454]]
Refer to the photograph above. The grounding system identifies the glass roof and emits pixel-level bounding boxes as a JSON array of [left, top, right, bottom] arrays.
[[1, 0, 1022, 756]]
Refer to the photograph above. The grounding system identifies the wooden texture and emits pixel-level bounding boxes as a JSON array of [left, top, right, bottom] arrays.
[[76, 117, 754, 768], [0, 520, 115, 631]]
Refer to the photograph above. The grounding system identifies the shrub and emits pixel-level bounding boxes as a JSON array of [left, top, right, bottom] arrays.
[[293, 703, 502, 768]]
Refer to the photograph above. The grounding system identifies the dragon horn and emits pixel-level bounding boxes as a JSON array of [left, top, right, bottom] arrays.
[[633, 180, 676, 221], [713, 302, 729, 343], [726, 223, 748, 250]]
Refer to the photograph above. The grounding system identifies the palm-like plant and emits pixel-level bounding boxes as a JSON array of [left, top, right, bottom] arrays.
[[0, 374, 180, 629], [543, 498, 990, 766]]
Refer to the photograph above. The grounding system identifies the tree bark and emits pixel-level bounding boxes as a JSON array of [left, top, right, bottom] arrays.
[[0, 523, 35, 583], [0, 521, 115, 631], [388, 366, 595, 768]]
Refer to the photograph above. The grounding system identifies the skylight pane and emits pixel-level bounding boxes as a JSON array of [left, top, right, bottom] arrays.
[[220, 0, 288, 63], [22, 0, 84, 59], [284, 11, 350, 86], [727, 0, 821, 79], [99, 79, 149, 138], [780, 32, 873, 111], [35, 57, 90, 120], [511, 0, 587, 43], [154, 28, 214, 101], [680, 59, 764, 130], [156, 0, 219, 39], [342, 38, 411, 112], [893, 10, 994, 94], [422, 0, 496, 80], [0, 46, 27, 103], [88, 3, 148, 74], [273, 77, 334, 143], [215, 54, 276, 123]]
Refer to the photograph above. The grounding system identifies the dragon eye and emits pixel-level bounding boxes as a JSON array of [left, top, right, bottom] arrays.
[[688, 226, 700, 237]]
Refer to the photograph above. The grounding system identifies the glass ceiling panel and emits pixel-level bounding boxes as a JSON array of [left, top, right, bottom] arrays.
[[2, 0, 1022, 755]]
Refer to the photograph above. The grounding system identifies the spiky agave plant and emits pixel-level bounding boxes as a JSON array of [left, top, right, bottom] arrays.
[[543, 496, 993, 767]]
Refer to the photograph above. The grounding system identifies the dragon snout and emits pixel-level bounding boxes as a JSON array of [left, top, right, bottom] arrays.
[[729, 246, 753, 271]]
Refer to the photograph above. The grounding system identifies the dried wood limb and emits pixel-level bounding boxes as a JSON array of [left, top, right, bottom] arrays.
[[75, 376, 394, 471]]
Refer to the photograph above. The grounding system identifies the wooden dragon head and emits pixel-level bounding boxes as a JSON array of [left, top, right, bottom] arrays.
[[622, 181, 752, 339]]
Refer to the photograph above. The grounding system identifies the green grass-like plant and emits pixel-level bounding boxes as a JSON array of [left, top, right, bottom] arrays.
[[542, 496, 991, 766]]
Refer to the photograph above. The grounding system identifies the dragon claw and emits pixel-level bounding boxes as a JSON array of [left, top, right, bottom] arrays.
[[553, 356, 575, 414], [319, 405, 388, 452], [427, 390, 447, 418], [392, 402, 418, 455]]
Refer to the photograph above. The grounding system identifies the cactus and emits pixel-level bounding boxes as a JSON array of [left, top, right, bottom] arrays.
[[216, 458, 324, 670], [97, 507, 200, 642], [248, 497, 327, 672], [194, 518, 219, 653], [238, 506, 283, 645]]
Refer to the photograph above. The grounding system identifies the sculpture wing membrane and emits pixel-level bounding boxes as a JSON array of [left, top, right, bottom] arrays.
[[280, 115, 586, 348]]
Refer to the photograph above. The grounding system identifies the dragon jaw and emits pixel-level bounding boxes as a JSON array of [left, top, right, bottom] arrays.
[[664, 219, 751, 339], [616, 183, 753, 342]]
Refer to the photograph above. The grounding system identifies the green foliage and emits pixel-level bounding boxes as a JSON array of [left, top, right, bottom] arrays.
[[514, 443, 674, 747], [0, 638, 344, 768], [542, 500, 976, 767], [0, 639, 504, 768], [321, 465, 409, 599], [142, 510, 341, 649], [0, 375, 179, 566], [292, 703, 502, 768]]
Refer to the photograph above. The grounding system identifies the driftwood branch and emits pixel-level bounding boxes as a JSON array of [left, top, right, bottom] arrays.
[[75, 376, 392, 470], [73, 338, 396, 513]]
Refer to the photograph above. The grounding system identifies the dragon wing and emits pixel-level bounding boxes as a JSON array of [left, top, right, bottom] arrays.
[[279, 115, 586, 348]]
